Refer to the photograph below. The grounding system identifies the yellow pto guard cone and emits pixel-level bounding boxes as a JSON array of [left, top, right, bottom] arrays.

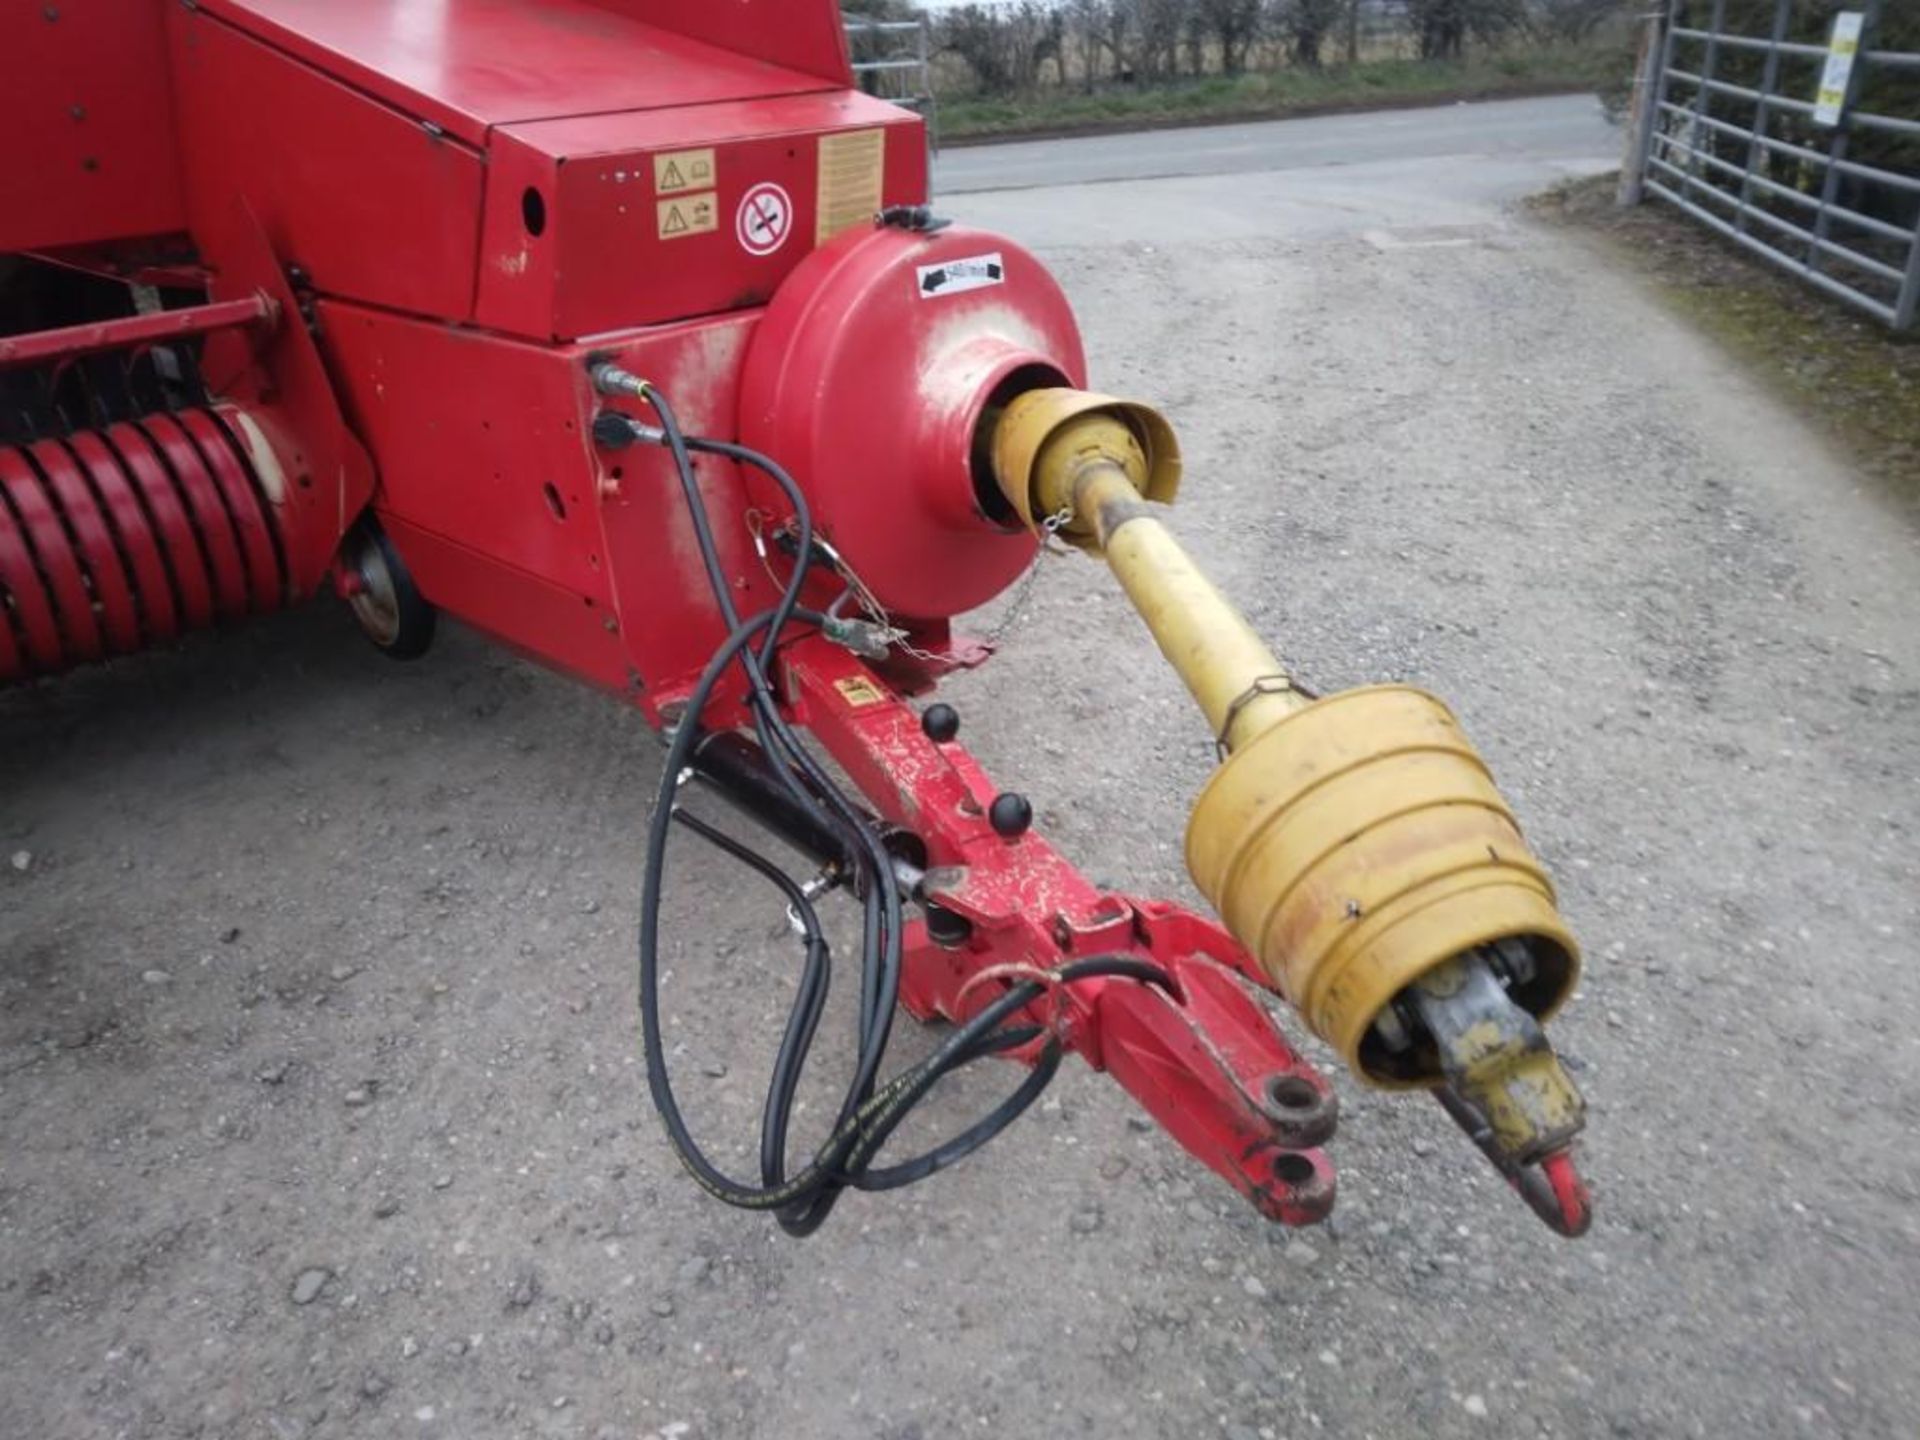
[[991, 388, 1586, 1173]]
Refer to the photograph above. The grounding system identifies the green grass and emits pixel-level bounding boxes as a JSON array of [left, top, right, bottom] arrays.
[[938, 47, 1616, 142]]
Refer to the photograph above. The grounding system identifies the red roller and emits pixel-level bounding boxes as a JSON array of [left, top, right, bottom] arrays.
[[0, 558, 19, 680], [27, 438, 142, 655], [178, 408, 283, 612], [0, 500, 63, 676], [0, 445, 103, 662], [0, 409, 292, 680], [101, 420, 218, 633], [133, 414, 251, 622], [65, 429, 182, 645]]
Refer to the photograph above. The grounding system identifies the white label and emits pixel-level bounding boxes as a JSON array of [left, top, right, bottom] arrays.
[[1813, 11, 1865, 127], [917, 253, 1005, 299], [736, 182, 793, 257]]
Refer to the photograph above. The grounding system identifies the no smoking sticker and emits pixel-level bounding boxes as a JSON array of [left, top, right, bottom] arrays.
[[737, 182, 793, 257]]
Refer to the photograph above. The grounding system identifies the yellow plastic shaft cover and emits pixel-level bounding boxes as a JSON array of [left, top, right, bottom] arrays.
[[1185, 684, 1580, 1087]]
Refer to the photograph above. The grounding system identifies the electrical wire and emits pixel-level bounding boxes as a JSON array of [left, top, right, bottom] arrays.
[[628, 387, 1173, 1234]]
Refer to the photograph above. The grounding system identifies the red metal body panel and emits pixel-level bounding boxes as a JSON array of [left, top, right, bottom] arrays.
[[480, 93, 927, 339], [0, 3, 186, 252], [592, 0, 855, 85], [195, 0, 838, 149], [197, 208, 378, 598], [315, 299, 784, 715], [168, 5, 487, 323]]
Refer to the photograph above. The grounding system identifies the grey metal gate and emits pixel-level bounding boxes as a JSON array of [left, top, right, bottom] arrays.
[[1627, 0, 1920, 328], [844, 14, 939, 153]]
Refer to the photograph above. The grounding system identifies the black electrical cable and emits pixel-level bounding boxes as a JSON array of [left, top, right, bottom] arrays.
[[629, 385, 1174, 1234]]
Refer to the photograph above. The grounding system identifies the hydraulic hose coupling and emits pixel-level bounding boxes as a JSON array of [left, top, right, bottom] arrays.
[[990, 389, 1586, 1168]]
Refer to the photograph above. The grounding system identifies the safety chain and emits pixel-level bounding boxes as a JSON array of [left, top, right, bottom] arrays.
[[818, 505, 1077, 665]]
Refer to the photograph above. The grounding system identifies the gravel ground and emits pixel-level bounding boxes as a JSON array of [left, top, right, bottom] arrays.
[[5, 152, 1920, 1438]]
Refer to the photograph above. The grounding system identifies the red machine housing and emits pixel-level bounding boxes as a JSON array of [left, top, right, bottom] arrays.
[[0, 0, 1454, 1234]]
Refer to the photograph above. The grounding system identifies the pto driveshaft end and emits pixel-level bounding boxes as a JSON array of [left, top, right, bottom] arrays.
[[989, 388, 1590, 1212]]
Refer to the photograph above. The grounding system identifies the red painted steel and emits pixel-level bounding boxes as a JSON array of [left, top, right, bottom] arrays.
[[0, 0, 1455, 1228], [196, 208, 377, 598], [0, 2, 186, 252], [739, 225, 1087, 622], [480, 93, 926, 340], [101, 422, 220, 634], [594, 0, 855, 85], [0, 414, 294, 683], [0, 446, 103, 665], [26, 440, 143, 657], [195, 0, 839, 150], [0, 296, 273, 370], [0, 489, 67, 674], [138, 415, 254, 625], [316, 298, 798, 719], [784, 636, 1337, 1225], [177, 410, 283, 614], [167, 5, 489, 324], [65, 431, 183, 646]]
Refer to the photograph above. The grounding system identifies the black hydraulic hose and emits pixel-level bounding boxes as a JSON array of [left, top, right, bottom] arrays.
[[644, 392, 903, 1071], [628, 385, 1179, 1233], [669, 807, 831, 1191]]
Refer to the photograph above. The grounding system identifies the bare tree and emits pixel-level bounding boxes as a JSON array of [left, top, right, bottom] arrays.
[[1134, 0, 1186, 82], [1274, 0, 1346, 69], [1196, 0, 1266, 74], [1065, 0, 1108, 91], [1535, 0, 1627, 43], [1407, 0, 1525, 60]]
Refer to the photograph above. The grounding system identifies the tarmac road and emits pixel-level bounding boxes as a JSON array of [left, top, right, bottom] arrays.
[[934, 92, 1617, 195], [5, 98, 1919, 1439]]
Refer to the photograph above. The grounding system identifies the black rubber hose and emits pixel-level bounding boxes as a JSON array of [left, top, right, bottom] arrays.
[[628, 388, 1179, 1232]]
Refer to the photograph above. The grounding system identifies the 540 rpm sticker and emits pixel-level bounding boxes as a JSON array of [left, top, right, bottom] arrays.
[[916, 253, 1005, 298]]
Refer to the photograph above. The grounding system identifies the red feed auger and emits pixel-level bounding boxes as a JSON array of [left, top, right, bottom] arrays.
[[0, 0, 1591, 1239]]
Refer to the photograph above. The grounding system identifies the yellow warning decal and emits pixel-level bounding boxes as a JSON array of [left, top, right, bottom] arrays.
[[816, 129, 885, 246], [833, 675, 887, 709], [654, 148, 716, 195], [657, 192, 717, 241]]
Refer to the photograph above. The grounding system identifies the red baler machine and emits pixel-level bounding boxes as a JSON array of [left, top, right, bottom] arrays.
[[1, 0, 1592, 1238]]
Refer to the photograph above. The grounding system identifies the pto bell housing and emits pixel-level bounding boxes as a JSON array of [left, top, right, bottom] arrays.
[[738, 223, 1088, 621]]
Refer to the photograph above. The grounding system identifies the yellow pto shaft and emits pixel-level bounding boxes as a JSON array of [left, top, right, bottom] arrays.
[[991, 389, 1587, 1168]]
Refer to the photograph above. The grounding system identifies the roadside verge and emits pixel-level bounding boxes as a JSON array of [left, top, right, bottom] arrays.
[[1533, 173, 1920, 512]]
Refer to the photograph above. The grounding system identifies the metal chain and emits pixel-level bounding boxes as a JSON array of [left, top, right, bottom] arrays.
[[838, 506, 1075, 663], [743, 505, 1077, 663]]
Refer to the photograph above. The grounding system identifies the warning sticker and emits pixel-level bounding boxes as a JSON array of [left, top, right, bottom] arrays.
[[1813, 11, 1864, 126], [654, 148, 716, 195], [833, 676, 887, 709], [816, 128, 886, 246], [657, 192, 717, 241], [916, 252, 1005, 299], [736, 182, 793, 257]]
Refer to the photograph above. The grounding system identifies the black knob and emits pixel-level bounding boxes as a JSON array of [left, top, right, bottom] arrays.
[[921, 703, 960, 744], [988, 792, 1033, 838], [592, 411, 639, 449]]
